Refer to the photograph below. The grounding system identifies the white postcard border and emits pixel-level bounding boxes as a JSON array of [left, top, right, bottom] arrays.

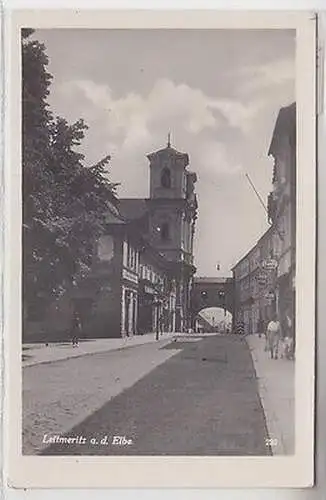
[[4, 9, 316, 489]]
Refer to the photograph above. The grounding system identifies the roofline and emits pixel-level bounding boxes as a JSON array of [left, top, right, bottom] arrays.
[[268, 102, 296, 157], [193, 277, 233, 283], [231, 224, 275, 271]]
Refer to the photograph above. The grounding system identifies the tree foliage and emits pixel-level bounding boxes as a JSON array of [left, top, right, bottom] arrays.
[[22, 29, 119, 315]]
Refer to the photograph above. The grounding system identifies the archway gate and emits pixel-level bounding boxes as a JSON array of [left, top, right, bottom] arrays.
[[190, 277, 235, 328]]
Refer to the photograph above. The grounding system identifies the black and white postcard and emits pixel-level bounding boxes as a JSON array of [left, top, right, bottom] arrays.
[[4, 9, 316, 489]]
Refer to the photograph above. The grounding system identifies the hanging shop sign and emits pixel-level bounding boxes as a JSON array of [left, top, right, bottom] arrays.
[[256, 273, 268, 286], [261, 259, 278, 271]]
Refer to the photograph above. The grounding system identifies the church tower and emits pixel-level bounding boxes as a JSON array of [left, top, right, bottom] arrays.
[[146, 137, 198, 331]]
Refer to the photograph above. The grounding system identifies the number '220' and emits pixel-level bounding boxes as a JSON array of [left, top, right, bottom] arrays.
[[265, 438, 278, 446]]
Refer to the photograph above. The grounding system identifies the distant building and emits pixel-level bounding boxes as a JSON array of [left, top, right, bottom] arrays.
[[232, 227, 276, 336], [194, 314, 214, 333]]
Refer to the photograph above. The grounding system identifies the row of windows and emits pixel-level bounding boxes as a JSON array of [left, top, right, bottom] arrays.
[[127, 244, 138, 271], [139, 264, 164, 287], [234, 235, 280, 280], [124, 239, 171, 290], [123, 240, 139, 272]]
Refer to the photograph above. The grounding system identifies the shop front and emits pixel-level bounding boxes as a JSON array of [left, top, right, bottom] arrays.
[[137, 281, 160, 335], [121, 269, 139, 337]]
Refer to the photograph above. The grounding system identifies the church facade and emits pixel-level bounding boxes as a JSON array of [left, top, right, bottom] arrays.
[[144, 140, 198, 332], [82, 139, 198, 338], [97, 139, 198, 337]]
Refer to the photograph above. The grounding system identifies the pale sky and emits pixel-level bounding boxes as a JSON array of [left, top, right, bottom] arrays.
[[34, 29, 295, 277], [200, 308, 233, 327]]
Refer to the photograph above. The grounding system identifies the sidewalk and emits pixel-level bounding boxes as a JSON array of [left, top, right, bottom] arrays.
[[23, 331, 176, 368], [246, 333, 295, 455]]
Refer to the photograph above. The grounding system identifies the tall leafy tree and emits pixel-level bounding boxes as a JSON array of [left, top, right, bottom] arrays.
[[22, 28, 55, 314], [22, 29, 119, 321]]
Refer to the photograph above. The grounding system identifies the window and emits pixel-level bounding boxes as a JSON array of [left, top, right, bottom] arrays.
[[127, 244, 137, 270], [123, 240, 128, 267], [98, 235, 114, 262], [161, 167, 171, 188], [161, 222, 170, 241], [127, 240, 131, 268]]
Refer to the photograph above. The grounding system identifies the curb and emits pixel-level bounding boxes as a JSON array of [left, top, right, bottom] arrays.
[[23, 335, 176, 368], [245, 336, 289, 456]]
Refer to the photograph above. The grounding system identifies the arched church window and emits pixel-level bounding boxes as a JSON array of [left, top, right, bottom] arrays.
[[161, 222, 170, 241], [161, 167, 171, 189]]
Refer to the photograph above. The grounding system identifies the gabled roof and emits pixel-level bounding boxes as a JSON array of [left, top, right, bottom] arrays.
[[118, 198, 149, 221], [194, 277, 232, 284], [147, 145, 189, 166], [230, 225, 275, 271], [104, 210, 126, 224]]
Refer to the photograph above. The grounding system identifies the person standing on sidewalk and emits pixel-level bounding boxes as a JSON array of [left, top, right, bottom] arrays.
[[257, 317, 264, 338], [281, 308, 294, 360], [71, 310, 81, 347]]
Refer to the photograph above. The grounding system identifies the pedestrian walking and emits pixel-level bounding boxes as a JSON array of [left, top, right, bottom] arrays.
[[71, 310, 81, 347], [265, 313, 281, 359]]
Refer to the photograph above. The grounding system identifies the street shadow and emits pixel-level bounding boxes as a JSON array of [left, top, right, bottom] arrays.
[[37, 335, 272, 457]]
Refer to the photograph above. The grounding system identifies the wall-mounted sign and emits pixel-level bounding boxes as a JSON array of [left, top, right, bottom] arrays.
[[256, 273, 268, 285], [261, 259, 278, 271], [122, 268, 139, 285], [144, 285, 155, 294]]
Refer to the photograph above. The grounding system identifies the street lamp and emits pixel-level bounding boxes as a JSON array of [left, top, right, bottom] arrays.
[[152, 297, 160, 340]]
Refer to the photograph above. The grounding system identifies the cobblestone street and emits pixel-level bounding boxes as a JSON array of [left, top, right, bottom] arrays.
[[29, 335, 272, 456], [23, 337, 178, 455]]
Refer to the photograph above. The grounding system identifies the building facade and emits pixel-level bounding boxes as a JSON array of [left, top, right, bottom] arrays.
[[232, 227, 277, 334], [232, 227, 276, 336], [267, 102, 296, 345], [146, 141, 198, 332], [84, 140, 197, 339], [233, 102, 296, 343]]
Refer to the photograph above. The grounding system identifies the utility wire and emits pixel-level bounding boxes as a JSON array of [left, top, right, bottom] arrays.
[[245, 173, 269, 215], [244, 172, 284, 242]]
